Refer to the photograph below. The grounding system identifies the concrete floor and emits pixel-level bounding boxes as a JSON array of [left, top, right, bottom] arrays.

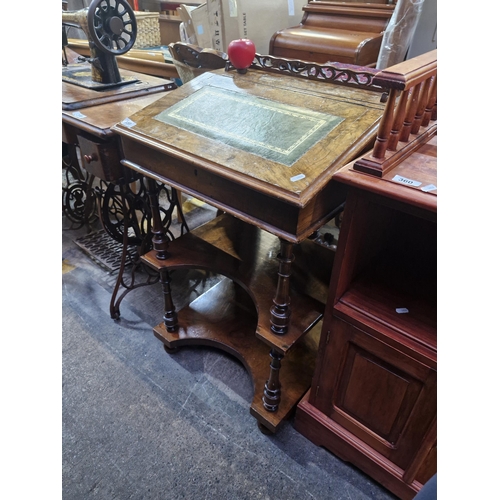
[[62, 196, 397, 500]]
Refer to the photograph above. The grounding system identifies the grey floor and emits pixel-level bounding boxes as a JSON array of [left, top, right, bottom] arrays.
[[62, 197, 397, 500]]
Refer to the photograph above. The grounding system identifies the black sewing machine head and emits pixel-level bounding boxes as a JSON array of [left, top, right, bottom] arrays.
[[62, 0, 138, 89]]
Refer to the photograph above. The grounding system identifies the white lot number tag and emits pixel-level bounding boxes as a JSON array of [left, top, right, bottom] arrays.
[[392, 175, 422, 187]]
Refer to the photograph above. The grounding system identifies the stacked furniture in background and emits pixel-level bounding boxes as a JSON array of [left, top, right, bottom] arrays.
[[270, 0, 396, 66]]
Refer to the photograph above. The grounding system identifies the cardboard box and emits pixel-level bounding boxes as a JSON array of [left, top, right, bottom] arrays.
[[206, 0, 307, 54], [239, 0, 308, 54], [159, 13, 183, 45], [206, 0, 240, 53], [189, 3, 213, 48], [177, 4, 198, 44]]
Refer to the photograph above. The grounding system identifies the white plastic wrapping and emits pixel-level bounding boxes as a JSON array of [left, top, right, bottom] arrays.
[[376, 0, 425, 69]]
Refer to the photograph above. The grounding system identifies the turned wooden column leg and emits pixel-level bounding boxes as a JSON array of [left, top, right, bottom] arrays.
[[262, 348, 283, 412], [270, 239, 294, 335], [146, 178, 178, 331], [160, 268, 177, 332], [146, 178, 170, 260], [264, 240, 294, 412]]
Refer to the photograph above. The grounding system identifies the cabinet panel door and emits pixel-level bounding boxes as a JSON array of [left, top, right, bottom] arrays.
[[315, 315, 436, 469]]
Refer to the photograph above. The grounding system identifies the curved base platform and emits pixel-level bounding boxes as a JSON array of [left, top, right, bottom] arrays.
[[154, 278, 321, 433]]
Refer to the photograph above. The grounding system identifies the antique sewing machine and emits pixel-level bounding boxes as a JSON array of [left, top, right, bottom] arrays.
[[62, 1, 181, 317], [62, 0, 138, 89]]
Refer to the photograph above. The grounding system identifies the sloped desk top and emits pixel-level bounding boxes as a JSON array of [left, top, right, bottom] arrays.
[[112, 68, 386, 243]]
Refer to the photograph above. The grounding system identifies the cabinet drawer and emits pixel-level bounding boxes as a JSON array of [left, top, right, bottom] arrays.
[[77, 133, 123, 182]]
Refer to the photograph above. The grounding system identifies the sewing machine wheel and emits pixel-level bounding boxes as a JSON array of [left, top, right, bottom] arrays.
[[100, 182, 144, 247], [88, 0, 137, 56]]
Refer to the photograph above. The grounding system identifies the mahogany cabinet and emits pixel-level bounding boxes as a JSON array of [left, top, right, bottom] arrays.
[[269, 1, 395, 66], [295, 136, 437, 499]]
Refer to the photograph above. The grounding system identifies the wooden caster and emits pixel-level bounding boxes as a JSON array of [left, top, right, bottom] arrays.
[[163, 344, 179, 354], [257, 421, 273, 435]]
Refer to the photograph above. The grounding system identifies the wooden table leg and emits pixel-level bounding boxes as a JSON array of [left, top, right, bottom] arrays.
[[159, 268, 178, 332], [146, 177, 178, 332], [263, 239, 295, 416], [262, 348, 283, 412], [146, 178, 170, 260], [270, 239, 294, 335]]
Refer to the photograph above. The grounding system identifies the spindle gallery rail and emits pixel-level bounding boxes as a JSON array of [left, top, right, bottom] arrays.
[[353, 49, 437, 177]]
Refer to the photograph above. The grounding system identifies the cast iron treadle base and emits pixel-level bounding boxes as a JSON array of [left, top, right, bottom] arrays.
[[74, 229, 136, 273]]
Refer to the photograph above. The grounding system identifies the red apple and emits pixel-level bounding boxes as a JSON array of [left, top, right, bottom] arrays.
[[227, 39, 256, 72]]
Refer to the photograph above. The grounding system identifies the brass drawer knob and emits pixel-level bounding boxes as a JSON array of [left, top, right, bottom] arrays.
[[84, 153, 98, 163]]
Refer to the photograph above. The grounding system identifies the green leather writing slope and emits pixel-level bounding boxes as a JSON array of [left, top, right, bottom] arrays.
[[154, 87, 343, 167]]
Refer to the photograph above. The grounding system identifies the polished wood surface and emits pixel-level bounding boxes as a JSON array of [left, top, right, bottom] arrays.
[[62, 65, 175, 110], [338, 135, 437, 213], [63, 91, 169, 182], [142, 214, 334, 354], [110, 53, 436, 434], [62, 68, 175, 209], [270, 1, 395, 66], [111, 62, 389, 432], [114, 68, 386, 242], [353, 50, 437, 177], [295, 129, 437, 498], [63, 91, 169, 140]]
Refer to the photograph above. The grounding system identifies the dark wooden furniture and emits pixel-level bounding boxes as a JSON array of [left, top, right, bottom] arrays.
[[168, 42, 227, 83], [269, 1, 395, 66], [110, 53, 402, 433], [62, 62, 179, 316], [62, 72, 172, 181], [294, 50, 437, 499]]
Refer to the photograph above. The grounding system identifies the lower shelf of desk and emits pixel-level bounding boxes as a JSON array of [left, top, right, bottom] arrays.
[[142, 214, 334, 432]]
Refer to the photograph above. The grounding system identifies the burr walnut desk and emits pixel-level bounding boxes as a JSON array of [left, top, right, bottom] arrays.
[[112, 58, 389, 433]]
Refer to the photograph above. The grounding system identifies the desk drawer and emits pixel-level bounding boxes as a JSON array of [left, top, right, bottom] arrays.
[[77, 133, 123, 182]]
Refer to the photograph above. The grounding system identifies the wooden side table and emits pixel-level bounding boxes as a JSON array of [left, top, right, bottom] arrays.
[[293, 48, 437, 495]]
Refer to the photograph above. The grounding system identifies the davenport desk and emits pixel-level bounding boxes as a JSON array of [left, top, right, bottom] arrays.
[[111, 56, 392, 433]]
